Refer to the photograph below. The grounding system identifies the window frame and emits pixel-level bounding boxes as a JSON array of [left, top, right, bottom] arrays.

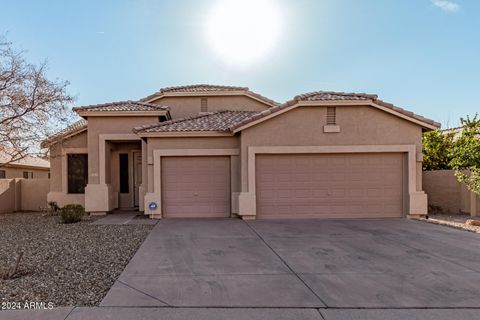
[[67, 153, 88, 194], [23, 171, 33, 179]]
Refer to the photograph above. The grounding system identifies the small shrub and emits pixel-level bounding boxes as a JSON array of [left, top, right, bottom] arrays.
[[44, 201, 60, 216], [60, 204, 85, 224]]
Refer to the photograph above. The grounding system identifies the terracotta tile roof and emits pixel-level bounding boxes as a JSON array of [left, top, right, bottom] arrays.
[[41, 119, 88, 148], [72, 100, 169, 112], [159, 84, 248, 93], [0, 148, 50, 169], [229, 91, 441, 131], [133, 111, 258, 133], [294, 91, 378, 101], [140, 84, 280, 106]]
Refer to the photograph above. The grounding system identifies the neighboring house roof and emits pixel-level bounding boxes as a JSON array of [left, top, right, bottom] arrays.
[[294, 91, 378, 101], [140, 84, 280, 107], [158, 84, 248, 93], [133, 110, 258, 134], [0, 149, 50, 169], [73, 100, 170, 113], [41, 119, 88, 148], [230, 91, 441, 132], [442, 126, 480, 139]]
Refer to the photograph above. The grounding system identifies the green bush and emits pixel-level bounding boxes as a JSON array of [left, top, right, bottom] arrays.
[[422, 129, 454, 171], [60, 204, 85, 224]]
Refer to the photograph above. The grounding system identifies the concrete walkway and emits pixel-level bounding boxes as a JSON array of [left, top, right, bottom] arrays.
[[1, 306, 480, 320], [91, 210, 157, 225]]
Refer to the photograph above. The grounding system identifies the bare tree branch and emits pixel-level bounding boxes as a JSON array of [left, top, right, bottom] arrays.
[[0, 36, 74, 167]]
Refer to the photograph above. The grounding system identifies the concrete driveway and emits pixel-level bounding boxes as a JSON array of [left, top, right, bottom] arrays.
[[93, 218, 480, 315]]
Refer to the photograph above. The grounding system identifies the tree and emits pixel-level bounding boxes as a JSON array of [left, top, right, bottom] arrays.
[[422, 129, 454, 170], [450, 114, 480, 195], [0, 37, 74, 166]]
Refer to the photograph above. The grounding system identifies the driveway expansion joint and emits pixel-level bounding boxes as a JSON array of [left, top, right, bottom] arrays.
[[244, 220, 330, 308], [117, 279, 172, 306]]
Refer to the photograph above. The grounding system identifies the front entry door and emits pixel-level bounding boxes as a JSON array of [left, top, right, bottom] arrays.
[[133, 152, 142, 207]]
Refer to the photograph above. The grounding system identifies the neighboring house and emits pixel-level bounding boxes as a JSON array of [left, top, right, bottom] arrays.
[[0, 149, 50, 179], [41, 84, 440, 219]]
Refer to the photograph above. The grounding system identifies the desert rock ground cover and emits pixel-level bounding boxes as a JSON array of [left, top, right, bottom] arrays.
[[0, 212, 152, 306]]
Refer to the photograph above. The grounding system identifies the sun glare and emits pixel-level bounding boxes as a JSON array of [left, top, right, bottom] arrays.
[[205, 0, 283, 68]]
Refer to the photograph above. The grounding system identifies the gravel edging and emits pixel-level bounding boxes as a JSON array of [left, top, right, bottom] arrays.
[[0, 212, 153, 307], [420, 213, 480, 234]]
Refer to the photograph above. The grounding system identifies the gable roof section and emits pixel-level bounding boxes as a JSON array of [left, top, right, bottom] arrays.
[[133, 110, 258, 135], [41, 119, 88, 148], [230, 91, 441, 132], [73, 100, 170, 117], [140, 84, 280, 107]]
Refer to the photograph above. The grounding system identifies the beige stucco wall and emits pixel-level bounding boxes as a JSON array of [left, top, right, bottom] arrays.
[[152, 95, 270, 119], [21, 179, 50, 211], [0, 179, 18, 213], [240, 105, 423, 191], [87, 117, 158, 185], [423, 170, 480, 215], [145, 136, 240, 194], [1, 167, 49, 179], [49, 131, 88, 192], [47, 130, 88, 208], [0, 178, 49, 213]]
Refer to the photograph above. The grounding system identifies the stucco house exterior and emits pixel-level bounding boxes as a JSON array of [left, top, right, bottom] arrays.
[[0, 149, 50, 179], [42, 84, 440, 219]]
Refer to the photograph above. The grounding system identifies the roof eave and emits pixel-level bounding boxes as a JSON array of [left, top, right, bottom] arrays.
[[41, 127, 88, 148], [1, 163, 50, 170], [143, 91, 279, 107], [134, 131, 234, 138], [74, 110, 170, 117]]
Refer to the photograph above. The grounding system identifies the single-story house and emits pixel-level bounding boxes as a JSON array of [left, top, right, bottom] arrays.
[[42, 84, 440, 219], [0, 148, 50, 179]]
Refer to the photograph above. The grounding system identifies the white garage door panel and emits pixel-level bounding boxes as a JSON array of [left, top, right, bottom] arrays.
[[256, 153, 403, 219], [162, 156, 230, 218]]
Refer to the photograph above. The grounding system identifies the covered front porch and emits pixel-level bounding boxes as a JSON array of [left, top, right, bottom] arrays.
[[85, 134, 146, 215]]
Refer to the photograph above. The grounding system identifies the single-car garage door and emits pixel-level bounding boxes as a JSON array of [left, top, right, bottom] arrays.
[[256, 153, 404, 219], [162, 156, 230, 218]]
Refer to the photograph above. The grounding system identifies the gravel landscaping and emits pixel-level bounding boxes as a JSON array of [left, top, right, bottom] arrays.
[[0, 212, 153, 307], [421, 213, 480, 234]]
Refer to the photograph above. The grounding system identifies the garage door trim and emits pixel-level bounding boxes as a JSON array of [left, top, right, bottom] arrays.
[[243, 145, 419, 217], [149, 148, 239, 217]]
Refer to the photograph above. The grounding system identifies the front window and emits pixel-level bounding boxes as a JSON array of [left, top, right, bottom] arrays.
[[0, 170, 5, 179], [67, 154, 88, 194], [23, 171, 33, 179]]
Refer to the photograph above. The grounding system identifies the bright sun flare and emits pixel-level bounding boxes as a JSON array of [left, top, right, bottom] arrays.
[[205, 0, 283, 68]]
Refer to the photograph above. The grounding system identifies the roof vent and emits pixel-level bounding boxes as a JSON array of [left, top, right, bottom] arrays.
[[326, 107, 336, 125], [201, 98, 208, 113]]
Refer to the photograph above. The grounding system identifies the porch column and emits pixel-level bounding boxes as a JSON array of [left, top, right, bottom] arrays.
[[138, 139, 148, 212], [85, 138, 113, 214]]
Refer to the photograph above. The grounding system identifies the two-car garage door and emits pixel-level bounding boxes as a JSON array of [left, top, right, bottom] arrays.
[[256, 153, 404, 219]]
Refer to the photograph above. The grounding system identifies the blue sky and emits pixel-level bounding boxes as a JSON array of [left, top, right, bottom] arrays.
[[1, 0, 478, 128]]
